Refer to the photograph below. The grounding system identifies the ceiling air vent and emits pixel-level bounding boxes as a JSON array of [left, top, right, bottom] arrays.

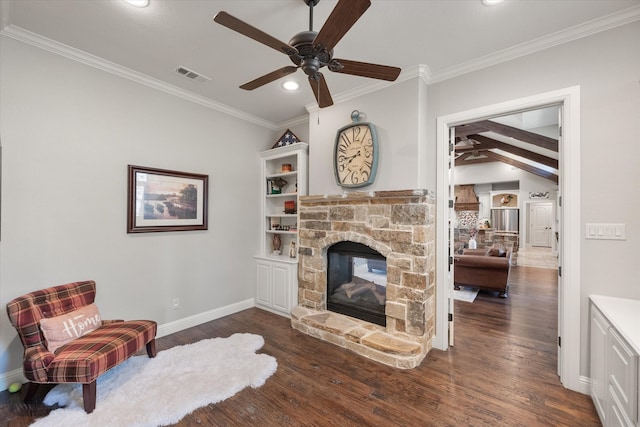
[[175, 66, 211, 83]]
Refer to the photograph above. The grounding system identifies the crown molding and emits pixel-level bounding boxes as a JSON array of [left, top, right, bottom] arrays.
[[3, 3, 638, 124], [429, 4, 640, 84], [0, 25, 279, 130], [276, 115, 309, 130], [305, 64, 431, 114]]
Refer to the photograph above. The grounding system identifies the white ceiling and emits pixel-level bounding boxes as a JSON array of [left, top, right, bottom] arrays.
[[2, 0, 639, 126]]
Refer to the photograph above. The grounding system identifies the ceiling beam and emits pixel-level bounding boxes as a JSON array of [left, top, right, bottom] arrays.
[[454, 123, 489, 138], [483, 150, 558, 184], [467, 134, 558, 169], [475, 120, 558, 152], [454, 152, 497, 167]]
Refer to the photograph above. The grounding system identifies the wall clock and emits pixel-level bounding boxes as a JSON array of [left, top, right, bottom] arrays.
[[333, 110, 378, 188]]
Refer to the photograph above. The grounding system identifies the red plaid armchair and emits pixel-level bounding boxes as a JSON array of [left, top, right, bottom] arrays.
[[6, 280, 157, 413]]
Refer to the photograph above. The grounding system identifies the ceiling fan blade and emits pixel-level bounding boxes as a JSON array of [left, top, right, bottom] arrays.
[[309, 73, 333, 108], [214, 11, 297, 56], [313, 0, 371, 52], [331, 59, 401, 81], [240, 66, 299, 91]]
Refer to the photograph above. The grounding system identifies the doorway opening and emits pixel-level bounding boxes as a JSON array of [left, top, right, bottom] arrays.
[[435, 86, 584, 393]]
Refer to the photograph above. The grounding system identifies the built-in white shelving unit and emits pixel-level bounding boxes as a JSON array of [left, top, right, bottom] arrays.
[[255, 143, 308, 317]]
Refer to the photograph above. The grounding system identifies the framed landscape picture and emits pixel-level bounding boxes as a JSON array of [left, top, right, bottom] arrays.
[[127, 165, 208, 233]]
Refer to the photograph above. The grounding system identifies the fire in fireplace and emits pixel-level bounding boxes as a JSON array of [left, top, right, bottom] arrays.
[[326, 241, 387, 326]]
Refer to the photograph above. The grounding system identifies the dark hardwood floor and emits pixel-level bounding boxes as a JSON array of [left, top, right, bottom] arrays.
[[1, 265, 600, 426]]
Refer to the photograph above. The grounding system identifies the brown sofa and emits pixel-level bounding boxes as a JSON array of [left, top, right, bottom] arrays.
[[454, 248, 512, 298]]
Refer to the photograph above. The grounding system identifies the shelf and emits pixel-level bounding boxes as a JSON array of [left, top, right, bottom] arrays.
[[266, 171, 297, 179], [266, 230, 297, 235], [266, 192, 297, 198], [254, 254, 298, 264], [267, 214, 297, 218]]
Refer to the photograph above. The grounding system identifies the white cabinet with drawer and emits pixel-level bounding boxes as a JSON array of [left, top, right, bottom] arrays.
[[590, 296, 640, 427]]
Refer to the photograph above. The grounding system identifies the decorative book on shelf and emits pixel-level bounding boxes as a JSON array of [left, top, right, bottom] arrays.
[[271, 129, 301, 149]]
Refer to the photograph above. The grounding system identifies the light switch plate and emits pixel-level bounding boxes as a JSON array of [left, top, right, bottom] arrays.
[[585, 223, 626, 240]]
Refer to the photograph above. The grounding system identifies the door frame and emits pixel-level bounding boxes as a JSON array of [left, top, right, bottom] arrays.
[[434, 86, 585, 393]]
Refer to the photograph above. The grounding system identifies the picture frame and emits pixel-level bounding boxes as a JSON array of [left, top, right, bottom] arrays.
[[127, 165, 208, 233]]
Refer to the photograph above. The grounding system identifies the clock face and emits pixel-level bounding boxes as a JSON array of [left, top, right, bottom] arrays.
[[334, 123, 378, 188]]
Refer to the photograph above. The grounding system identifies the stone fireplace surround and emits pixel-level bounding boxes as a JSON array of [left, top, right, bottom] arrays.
[[291, 190, 435, 369]]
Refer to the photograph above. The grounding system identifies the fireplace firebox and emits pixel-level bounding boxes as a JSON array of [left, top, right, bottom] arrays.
[[327, 241, 387, 326]]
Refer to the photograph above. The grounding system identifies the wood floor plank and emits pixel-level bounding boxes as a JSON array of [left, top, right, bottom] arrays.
[[0, 265, 600, 426]]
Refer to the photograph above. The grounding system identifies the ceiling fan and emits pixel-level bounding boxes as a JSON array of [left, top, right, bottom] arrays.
[[213, 0, 401, 108]]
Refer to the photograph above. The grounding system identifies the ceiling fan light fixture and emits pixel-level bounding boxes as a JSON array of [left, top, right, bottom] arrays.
[[282, 81, 300, 91], [482, 0, 504, 5], [123, 0, 149, 7]]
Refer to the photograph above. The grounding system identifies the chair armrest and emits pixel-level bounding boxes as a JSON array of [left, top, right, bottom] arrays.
[[23, 346, 55, 383]]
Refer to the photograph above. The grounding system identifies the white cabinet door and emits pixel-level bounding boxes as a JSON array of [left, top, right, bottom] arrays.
[[609, 385, 635, 427], [271, 263, 290, 313], [256, 260, 272, 307], [591, 305, 610, 422], [609, 328, 638, 424], [255, 257, 297, 317]]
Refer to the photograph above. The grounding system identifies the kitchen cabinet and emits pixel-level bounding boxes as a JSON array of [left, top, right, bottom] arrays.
[[590, 295, 640, 426]]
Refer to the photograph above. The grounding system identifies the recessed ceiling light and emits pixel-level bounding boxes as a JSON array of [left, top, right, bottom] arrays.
[[482, 0, 504, 5], [123, 0, 149, 7], [282, 81, 300, 91]]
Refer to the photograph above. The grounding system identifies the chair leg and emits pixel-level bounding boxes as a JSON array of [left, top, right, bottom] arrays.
[[146, 339, 157, 358], [22, 382, 40, 403], [82, 381, 97, 413]]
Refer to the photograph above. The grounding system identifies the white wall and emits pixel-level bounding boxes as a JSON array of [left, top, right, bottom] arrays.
[[0, 37, 271, 384], [308, 77, 429, 195], [426, 21, 640, 378]]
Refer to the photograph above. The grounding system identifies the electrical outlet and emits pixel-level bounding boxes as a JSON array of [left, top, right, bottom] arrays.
[[171, 298, 180, 310]]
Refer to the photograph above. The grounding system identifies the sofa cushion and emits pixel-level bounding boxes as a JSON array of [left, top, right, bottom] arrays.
[[40, 303, 102, 353]]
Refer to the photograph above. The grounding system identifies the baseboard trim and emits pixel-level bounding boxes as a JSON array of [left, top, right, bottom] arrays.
[[0, 369, 27, 393], [576, 375, 592, 395], [156, 298, 256, 338], [0, 298, 256, 391]]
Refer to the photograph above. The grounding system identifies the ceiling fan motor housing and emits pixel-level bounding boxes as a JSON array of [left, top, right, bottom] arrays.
[[288, 31, 333, 76]]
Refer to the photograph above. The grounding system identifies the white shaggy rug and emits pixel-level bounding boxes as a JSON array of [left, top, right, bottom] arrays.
[[453, 286, 480, 303], [31, 333, 277, 427]]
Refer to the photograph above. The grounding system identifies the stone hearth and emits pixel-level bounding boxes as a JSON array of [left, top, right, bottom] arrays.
[[292, 190, 435, 369]]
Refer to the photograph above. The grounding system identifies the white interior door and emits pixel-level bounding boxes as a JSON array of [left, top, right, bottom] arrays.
[[530, 202, 553, 247]]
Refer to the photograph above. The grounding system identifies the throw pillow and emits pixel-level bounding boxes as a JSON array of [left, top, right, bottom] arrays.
[[40, 303, 102, 353], [486, 248, 507, 257], [486, 248, 500, 257]]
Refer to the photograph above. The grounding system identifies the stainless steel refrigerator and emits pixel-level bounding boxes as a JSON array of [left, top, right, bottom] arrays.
[[490, 209, 519, 232]]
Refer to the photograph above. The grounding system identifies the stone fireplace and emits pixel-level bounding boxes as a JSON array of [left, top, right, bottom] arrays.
[[291, 190, 435, 369]]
